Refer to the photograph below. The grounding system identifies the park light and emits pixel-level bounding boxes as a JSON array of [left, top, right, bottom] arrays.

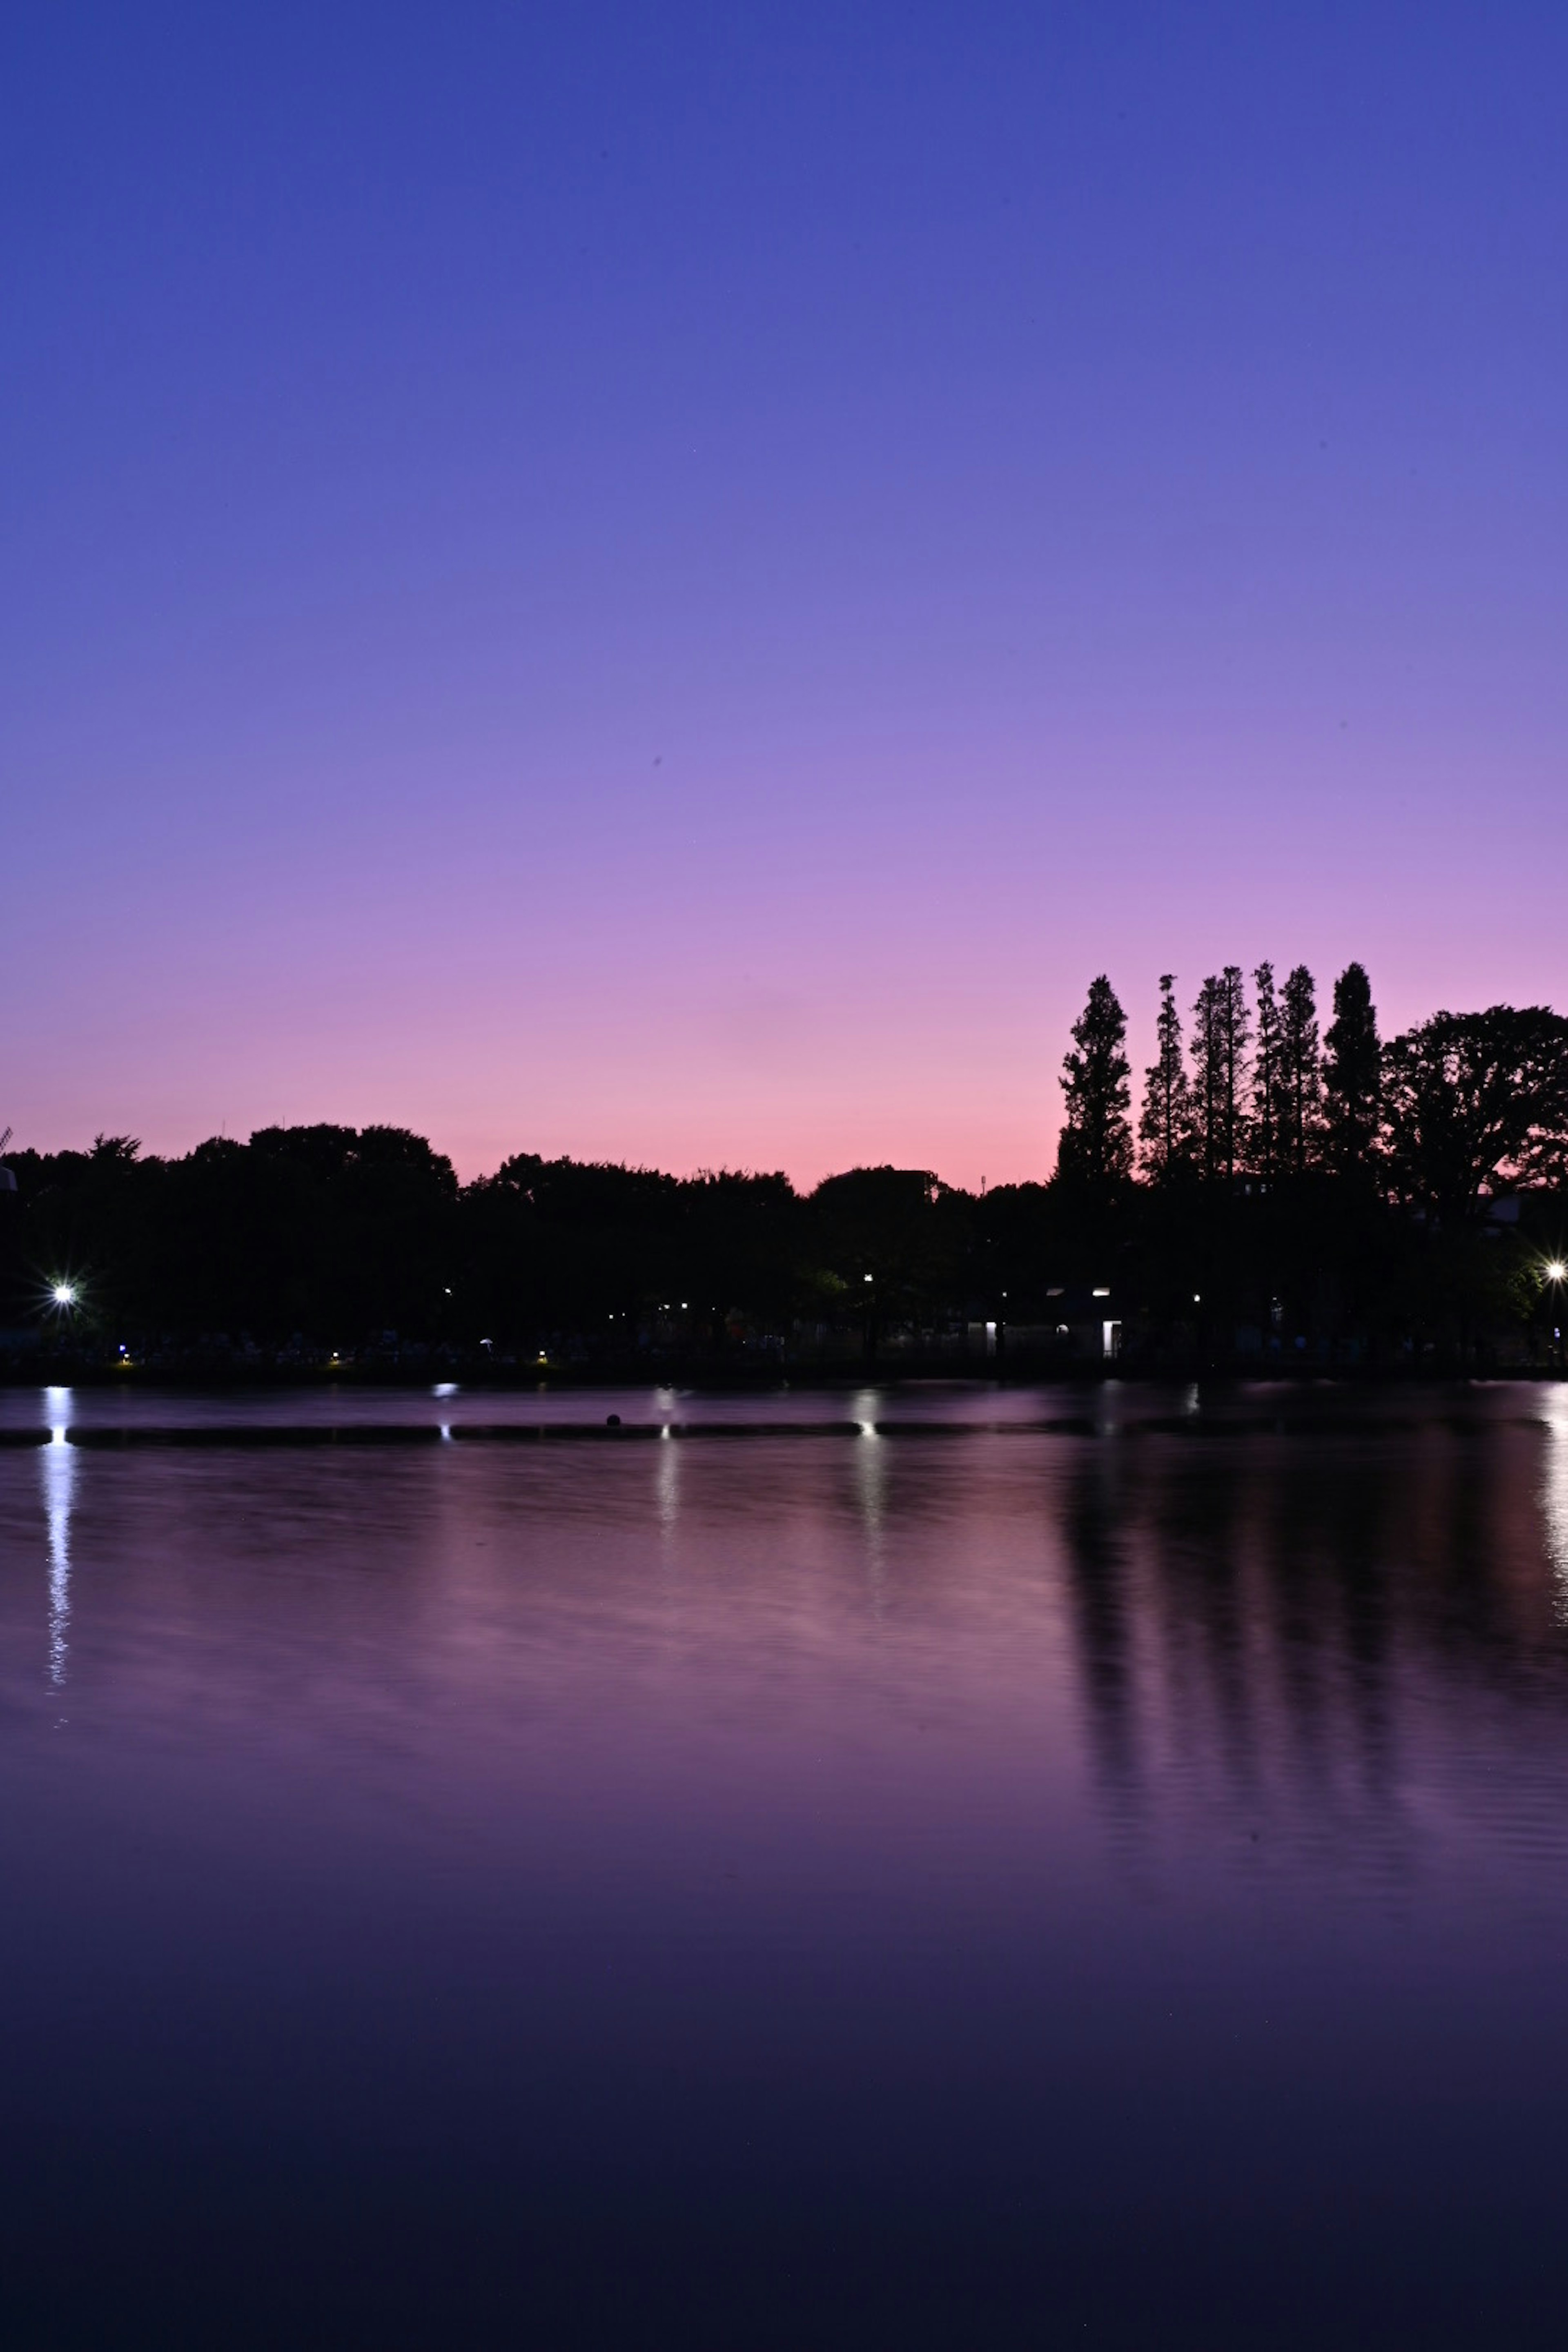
[[1547, 1261, 1567, 1283], [51, 1283, 76, 1308]]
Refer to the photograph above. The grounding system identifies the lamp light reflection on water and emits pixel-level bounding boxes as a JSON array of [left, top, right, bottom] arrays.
[[42, 1390, 74, 1687], [1543, 1389, 1568, 1624], [852, 1391, 888, 1607], [656, 1419, 679, 1544]]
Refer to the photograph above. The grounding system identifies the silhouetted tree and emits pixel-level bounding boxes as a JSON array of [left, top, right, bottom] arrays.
[[1323, 962, 1381, 1175], [1139, 973, 1192, 1179], [1190, 966, 1249, 1182], [1250, 962, 1282, 1180], [1278, 964, 1321, 1174], [1383, 1006, 1568, 1215], [1189, 977, 1221, 1181], [1056, 976, 1133, 1190]]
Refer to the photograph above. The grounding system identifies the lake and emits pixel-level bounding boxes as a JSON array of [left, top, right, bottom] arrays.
[[2, 1381, 1568, 2347]]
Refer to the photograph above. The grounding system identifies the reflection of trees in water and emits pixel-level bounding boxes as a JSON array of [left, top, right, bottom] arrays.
[[1257, 1450, 1394, 1811], [1060, 1423, 1568, 1870], [1156, 1452, 1256, 1796], [1061, 1448, 1139, 1825]]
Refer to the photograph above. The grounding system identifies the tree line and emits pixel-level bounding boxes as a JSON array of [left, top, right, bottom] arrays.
[[0, 1134, 980, 1366], [2, 965, 1566, 1373], [1058, 962, 1568, 1216]]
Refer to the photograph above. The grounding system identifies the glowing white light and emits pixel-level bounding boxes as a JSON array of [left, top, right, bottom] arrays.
[[1548, 1262, 1567, 1283], [433, 1382, 458, 1398], [51, 1284, 76, 1307]]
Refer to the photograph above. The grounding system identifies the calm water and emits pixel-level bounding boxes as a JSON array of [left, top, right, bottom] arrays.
[[4, 1382, 1568, 2348]]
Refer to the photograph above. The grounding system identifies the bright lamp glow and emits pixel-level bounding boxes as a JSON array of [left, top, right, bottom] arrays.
[[1548, 1262, 1567, 1282], [51, 1284, 76, 1307]]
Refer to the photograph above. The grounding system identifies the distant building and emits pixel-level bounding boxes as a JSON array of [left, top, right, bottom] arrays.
[[1008, 1286, 1123, 1362]]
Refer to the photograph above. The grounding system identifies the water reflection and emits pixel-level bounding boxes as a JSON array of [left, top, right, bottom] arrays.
[[656, 1419, 679, 1540], [2, 1394, 1568, 2348], [41, 1388, 73, 1688], [1051, 1416, 1568, 1895], [1062, 1448, 1142, 1830], [1542, 1388, 1568, 1622], [851, 1390, 887, 1609]]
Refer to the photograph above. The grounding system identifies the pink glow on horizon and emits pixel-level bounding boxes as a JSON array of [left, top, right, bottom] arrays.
[[10, 708, 1565, 1191], [4, 3, 1565, 1184]]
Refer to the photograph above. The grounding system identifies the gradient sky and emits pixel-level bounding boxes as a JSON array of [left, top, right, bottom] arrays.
[[4, 1, 1565, 1186]]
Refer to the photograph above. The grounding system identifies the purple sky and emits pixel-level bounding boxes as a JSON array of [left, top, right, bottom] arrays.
[[4, 2, 1565, 1186]]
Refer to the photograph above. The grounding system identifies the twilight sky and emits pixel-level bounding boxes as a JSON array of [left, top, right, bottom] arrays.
[[4, 1, 1565, 1186]]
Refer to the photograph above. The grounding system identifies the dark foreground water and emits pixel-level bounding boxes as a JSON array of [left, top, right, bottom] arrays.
[[4, 1381, 1568, 2348]]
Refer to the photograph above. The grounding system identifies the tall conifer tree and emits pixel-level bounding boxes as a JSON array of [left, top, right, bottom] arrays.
[[1278, 964, 1321, 1172], [1189, 975, 1223, 1181], [1056, 976, 1133, 1190], [1139, 974, 1192, 1178], [1251, 961, 1282, 1180], [1323, 962, 1381, 1174], [1190, 967, 1250, 1181]]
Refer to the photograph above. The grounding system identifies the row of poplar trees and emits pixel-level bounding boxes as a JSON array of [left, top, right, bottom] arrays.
[[1055, 962, 1568, 1211]]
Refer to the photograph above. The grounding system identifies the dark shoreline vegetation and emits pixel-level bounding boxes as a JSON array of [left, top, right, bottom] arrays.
[[5, 962, 1568, 1382]]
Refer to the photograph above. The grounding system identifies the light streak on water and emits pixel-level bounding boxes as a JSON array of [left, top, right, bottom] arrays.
[[42, 1390, 74, 1687]]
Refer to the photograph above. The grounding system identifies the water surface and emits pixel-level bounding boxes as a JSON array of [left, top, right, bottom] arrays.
[[3, 1383, 1568, 2346]]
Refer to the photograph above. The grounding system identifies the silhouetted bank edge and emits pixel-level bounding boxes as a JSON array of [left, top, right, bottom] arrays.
[[4, 960, 1568, 1380]]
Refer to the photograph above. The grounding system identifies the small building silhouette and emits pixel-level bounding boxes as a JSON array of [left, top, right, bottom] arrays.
[[1004, 1286, 1123, 1363]]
